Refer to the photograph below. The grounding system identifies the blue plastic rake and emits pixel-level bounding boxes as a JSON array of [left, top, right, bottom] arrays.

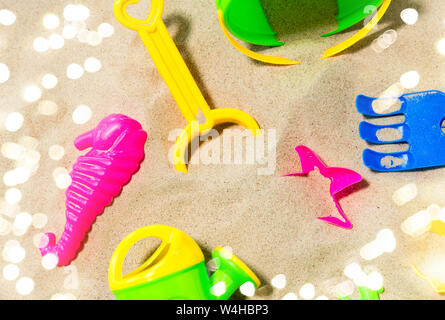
[[357, 90, 445, 172]]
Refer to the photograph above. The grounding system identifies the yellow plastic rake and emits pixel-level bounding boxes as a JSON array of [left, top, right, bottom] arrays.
[[114, 0, 261, 173]]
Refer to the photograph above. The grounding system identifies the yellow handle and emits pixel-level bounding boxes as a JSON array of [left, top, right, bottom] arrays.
[[114, 0, 261, 173], [109, 225, 174, 286], [321, 0, 392, 59], [113, 0, 211, 124], [114, 0, 164, 32], [109, 225, 205, 291]]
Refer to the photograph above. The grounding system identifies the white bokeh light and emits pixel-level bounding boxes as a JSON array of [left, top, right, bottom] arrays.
[[39, 234, 50, 249], [38, 100, 58, 115], [299, 283, 315, 300], [33, 233, 45, 247], [210, 281, 226, 297], [0, 9, 16, 26], [72, 105, 92, 124], [5, 112, 24, 132], [375, 229, 396, 253], [55, 173, 72, 189], [63, 4, 78, 21], [0, 63, 10, 83], [401, 210, 431, 237], [240, 281, 255, 297], [16, 277, 34, 295], [66, 63, 84, 79], [51, 293, 76, 300], [53, 167, 68, 179], [13, 212, 32, 230], [19, 136, 38, 150], [400, 8, 419, 25], [98, 23, 114, 38], [87, 31, 102, 46], [344, 263, 362, 280], [49, 145, 65, 160], [392, 183, 417, 206], [3, 170, 17, 186], [335, 280, 355, 296], [84, 57, 102, 73], [271, 274, 286, 289], [62, 24, 77, 39], [1, 142, 26, 160], [75, 5, 90, 21], [33, 37, 49, 53], [3, 264, 19, 281], [360, 241, 383, 261], [32, 213, 48, 229], [5, 188, 22, 204], [14, 167, 31, 184], [64, 4, 90, 21], [49, 34, 64, 50], [220, 246, 233, 259], [4, 245, 26, 263], [437, 39, 445, 55], [43, 13, 60, 30], [41, 74, 58, 89], [282, 292, 298, 300], [0, 216, 12, 236], [77, 29, 89, 43], [41, 253, 59, 270], [366, 272, 384, 291], [73, 20, 86, 32], [23, 85, 42, 103], [400, 71, 420, 89]]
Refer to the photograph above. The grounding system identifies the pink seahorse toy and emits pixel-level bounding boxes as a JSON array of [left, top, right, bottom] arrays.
[[40, 114, 147, 266]]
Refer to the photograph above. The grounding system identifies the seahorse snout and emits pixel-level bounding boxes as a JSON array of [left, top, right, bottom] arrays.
[[39, 232, 56, 255]]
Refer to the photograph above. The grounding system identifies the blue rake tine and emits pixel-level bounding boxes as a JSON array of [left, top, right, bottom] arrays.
[[363, 149, 412, 172], [356, 94, 405, 117], [359, 122, 409, 144]]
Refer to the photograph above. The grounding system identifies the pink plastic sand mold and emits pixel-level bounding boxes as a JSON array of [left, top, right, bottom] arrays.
[[284, 145, 363, 229], [40, 114, 148, 266]]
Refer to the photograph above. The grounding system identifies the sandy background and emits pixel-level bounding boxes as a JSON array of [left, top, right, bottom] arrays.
[[0, 0, 444, 300]]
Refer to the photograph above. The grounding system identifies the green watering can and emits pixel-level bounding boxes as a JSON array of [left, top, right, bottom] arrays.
[[109, 225, 261, 300]]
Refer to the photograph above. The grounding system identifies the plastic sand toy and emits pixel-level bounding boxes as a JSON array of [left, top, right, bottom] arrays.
[[40, 114, 147, 266], [401, 206, 445, 294], [412, 266, 445, 294], [357, 90, 445, 172], [114, 0, 260, 173], [283, 145, 362, 229], [339, 286, 384, 300], [109, 225, 261, 300], [216, 0, 391, 64]]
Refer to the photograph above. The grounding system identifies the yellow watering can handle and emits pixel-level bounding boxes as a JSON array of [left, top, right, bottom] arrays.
[[109, 225, 174, 286]]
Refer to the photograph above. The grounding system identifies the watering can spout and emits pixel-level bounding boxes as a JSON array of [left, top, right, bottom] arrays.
[[208, 247, 261, 300]]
